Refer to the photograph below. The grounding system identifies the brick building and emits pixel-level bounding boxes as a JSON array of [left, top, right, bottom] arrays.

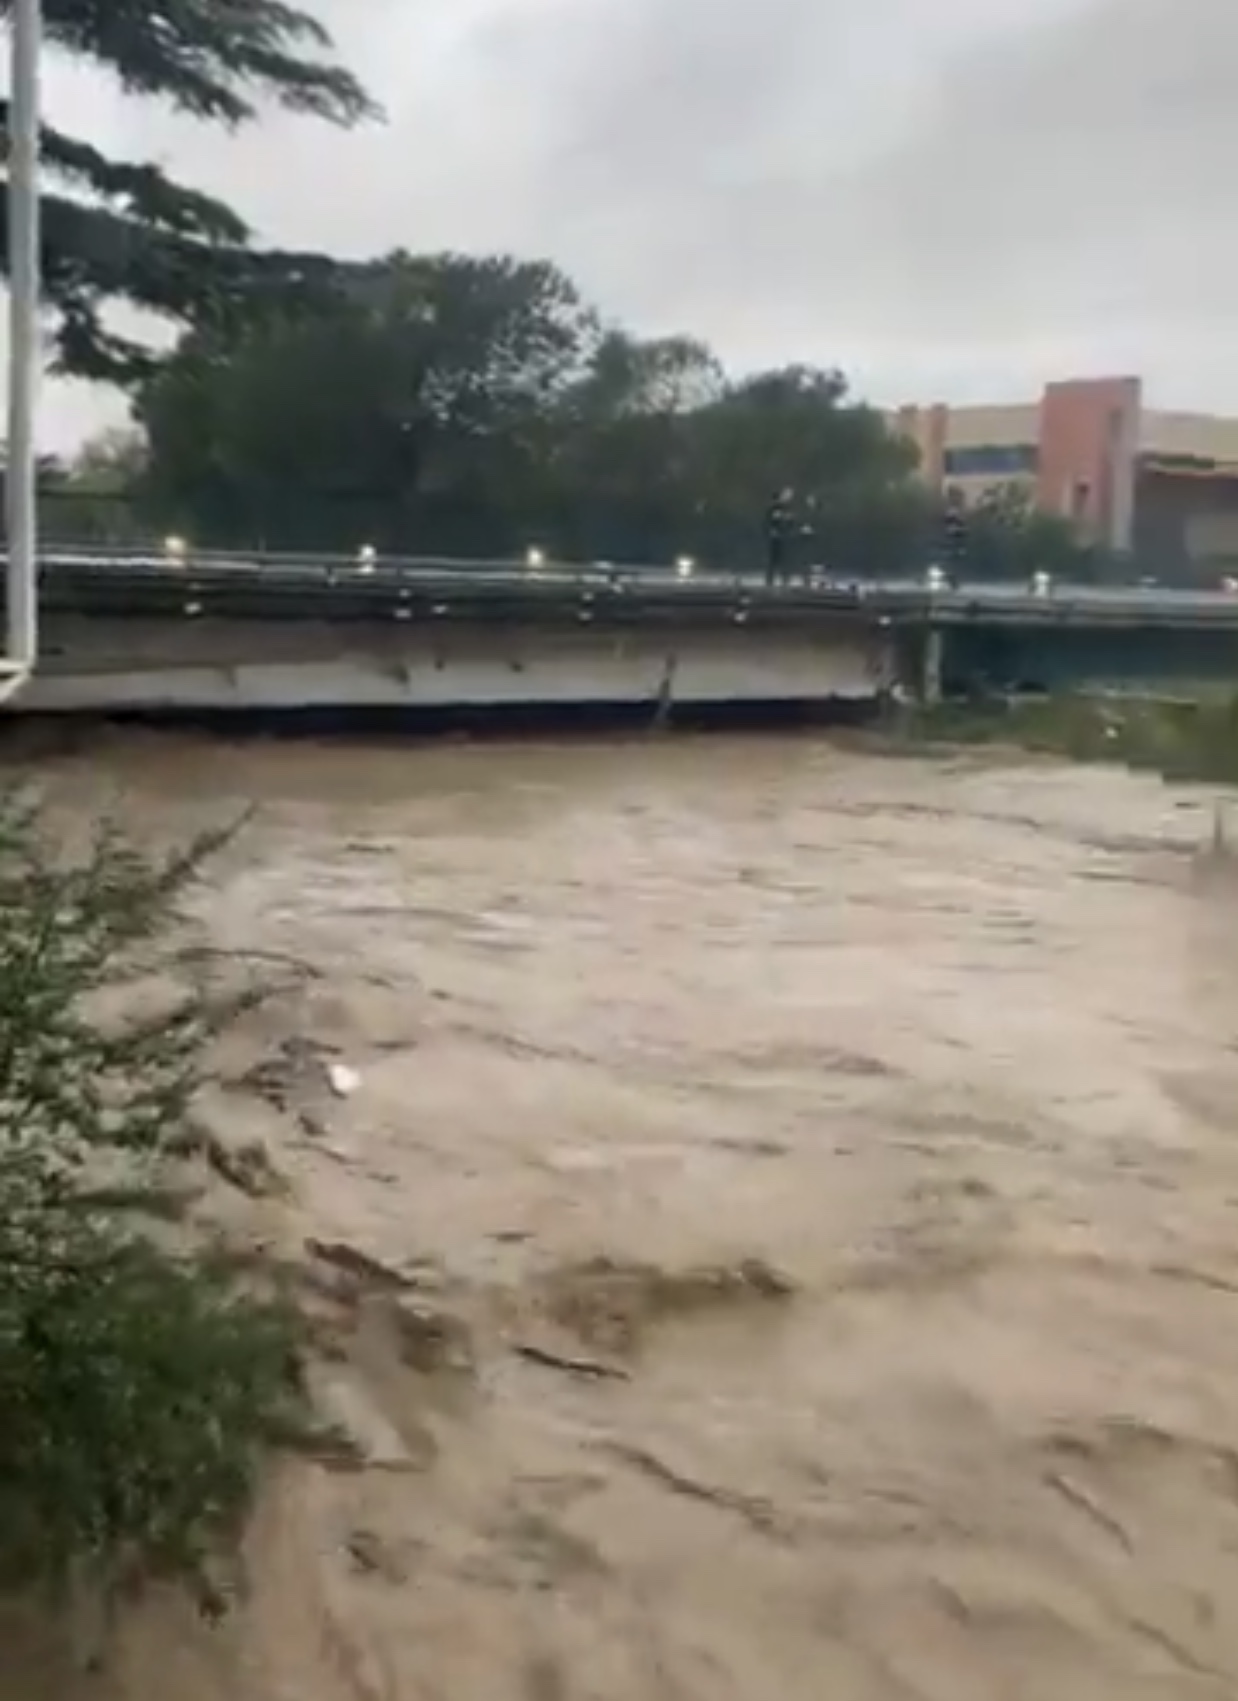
[[888, 377, 1238, 579]]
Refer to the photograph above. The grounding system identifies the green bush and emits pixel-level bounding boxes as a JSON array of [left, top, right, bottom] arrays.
[[896, 692, 1238, 785], [0, 792, 303, 1624]]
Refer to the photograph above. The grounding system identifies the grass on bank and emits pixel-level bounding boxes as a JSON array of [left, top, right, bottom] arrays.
[[0, 792, 304, 1635], [888, 691, 1238, 785]]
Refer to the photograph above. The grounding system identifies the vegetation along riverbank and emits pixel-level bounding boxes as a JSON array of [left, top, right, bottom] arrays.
[[886, 691, 1238, 787]]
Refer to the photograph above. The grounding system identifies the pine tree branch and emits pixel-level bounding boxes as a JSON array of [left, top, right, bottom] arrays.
[[0, 163, 349, 383], [19, 112, 252, 243], [0, 0, 377, 381], [1, 0, 378, 127]]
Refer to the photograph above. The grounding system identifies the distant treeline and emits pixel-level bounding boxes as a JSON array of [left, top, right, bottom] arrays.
[[22, 249, 1115, 578]]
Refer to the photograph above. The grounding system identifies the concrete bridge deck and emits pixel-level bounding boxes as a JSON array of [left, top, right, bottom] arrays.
[[4, 550, 1238, 714]]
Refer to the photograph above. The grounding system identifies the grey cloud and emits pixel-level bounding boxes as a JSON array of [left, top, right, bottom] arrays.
[[493, 0, 1235, 345], [830, 0, 1238, 324], [18, 0, 1238, 447]]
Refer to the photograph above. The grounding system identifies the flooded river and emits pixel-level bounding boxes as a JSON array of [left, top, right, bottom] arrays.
[[15, 731, 1238, 1699]]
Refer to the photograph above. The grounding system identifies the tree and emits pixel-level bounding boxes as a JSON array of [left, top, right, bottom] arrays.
[[70, 427, 148, 488], [38, 429, 148, 543], [351, 251, 600, 553], [540, 331, 725, 560], [944, 483, 1107, 581], [140, 251, 603, 551], [568, 330, 724, 419], [0, 0, 376, 384], [138, 261, 930, 569], [138, 295, 407, 549], [679, 366, 923, 572], [0, 796, 304, 1642]]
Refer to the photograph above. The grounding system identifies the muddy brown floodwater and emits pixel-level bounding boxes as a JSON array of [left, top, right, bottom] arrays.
[[11, 729, 1238, 1701]]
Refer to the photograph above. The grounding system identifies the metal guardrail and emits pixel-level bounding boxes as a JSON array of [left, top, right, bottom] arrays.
[[5, 547, 1238, 629], [23, 546, 850, 597], [0, 547, 880, 626], [929, 586, 1238, 627]]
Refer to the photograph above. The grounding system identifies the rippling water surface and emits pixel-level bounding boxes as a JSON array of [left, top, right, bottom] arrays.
[[15, 730, 1238, 1700]]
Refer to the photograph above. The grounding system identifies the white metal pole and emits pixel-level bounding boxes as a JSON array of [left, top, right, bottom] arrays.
[[5, 0, 41, 681]]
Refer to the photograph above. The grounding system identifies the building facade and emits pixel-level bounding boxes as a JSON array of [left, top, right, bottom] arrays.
[[889, 377, 1238, 579]]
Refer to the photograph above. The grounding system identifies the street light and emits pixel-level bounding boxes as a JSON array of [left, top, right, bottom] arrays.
[[4, 0, 42, 694]]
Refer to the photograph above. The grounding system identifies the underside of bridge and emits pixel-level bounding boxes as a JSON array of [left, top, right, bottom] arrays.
[[24, 615, 890, 715]]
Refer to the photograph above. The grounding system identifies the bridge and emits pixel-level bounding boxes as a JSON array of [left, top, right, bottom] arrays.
[[6, 547, 1238, 715]]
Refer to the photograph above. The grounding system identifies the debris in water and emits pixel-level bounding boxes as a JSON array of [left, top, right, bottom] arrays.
[[1043, 1469, 1134, 1555], [327, 1060, 361, 1097], [598, 1439, 786, 1536], [513, 1339, 630, 1381], [345, 1527, 413, 1582], [203, 1132, 286, 1198], [305, 1237, 419, 1293], [535, 1253, 795, 1356]]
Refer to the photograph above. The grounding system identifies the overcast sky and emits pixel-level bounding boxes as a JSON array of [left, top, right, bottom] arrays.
[[15, 0, 1238, 449]]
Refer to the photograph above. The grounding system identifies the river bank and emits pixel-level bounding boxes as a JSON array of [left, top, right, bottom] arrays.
[[885, 691, 1238, 788]]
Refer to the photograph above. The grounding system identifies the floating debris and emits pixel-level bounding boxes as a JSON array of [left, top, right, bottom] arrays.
[[327, 1060, 362, 1098]]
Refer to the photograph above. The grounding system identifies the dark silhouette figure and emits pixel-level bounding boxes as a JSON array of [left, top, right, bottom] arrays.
[[764, 488, 795, 586], [941, 489, 968, 581]]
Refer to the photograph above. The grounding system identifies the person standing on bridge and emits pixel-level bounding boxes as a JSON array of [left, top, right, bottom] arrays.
[[764, 488, 796, 586]]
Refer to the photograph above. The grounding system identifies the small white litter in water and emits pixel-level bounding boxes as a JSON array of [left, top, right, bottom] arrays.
[[547, 1147, 612, 1173], [327, 1061, 361, 1098]]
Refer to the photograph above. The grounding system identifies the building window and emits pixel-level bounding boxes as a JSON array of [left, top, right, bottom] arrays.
[[942, 444, 1039, 477], [1142, 452, 1221, 473]]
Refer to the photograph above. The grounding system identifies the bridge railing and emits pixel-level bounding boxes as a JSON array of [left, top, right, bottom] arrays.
[[24, 543, 719, 590], [16, 542, 899, 600], [0, 542, 895, 624], [12, 545, 1238, 628]]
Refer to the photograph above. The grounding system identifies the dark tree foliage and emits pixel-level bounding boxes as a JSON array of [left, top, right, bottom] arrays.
[[942, 483, 1107, 582], [134, 250, 940, 572], [0, 0, 375, 383], [137, 251, 601, 552]]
